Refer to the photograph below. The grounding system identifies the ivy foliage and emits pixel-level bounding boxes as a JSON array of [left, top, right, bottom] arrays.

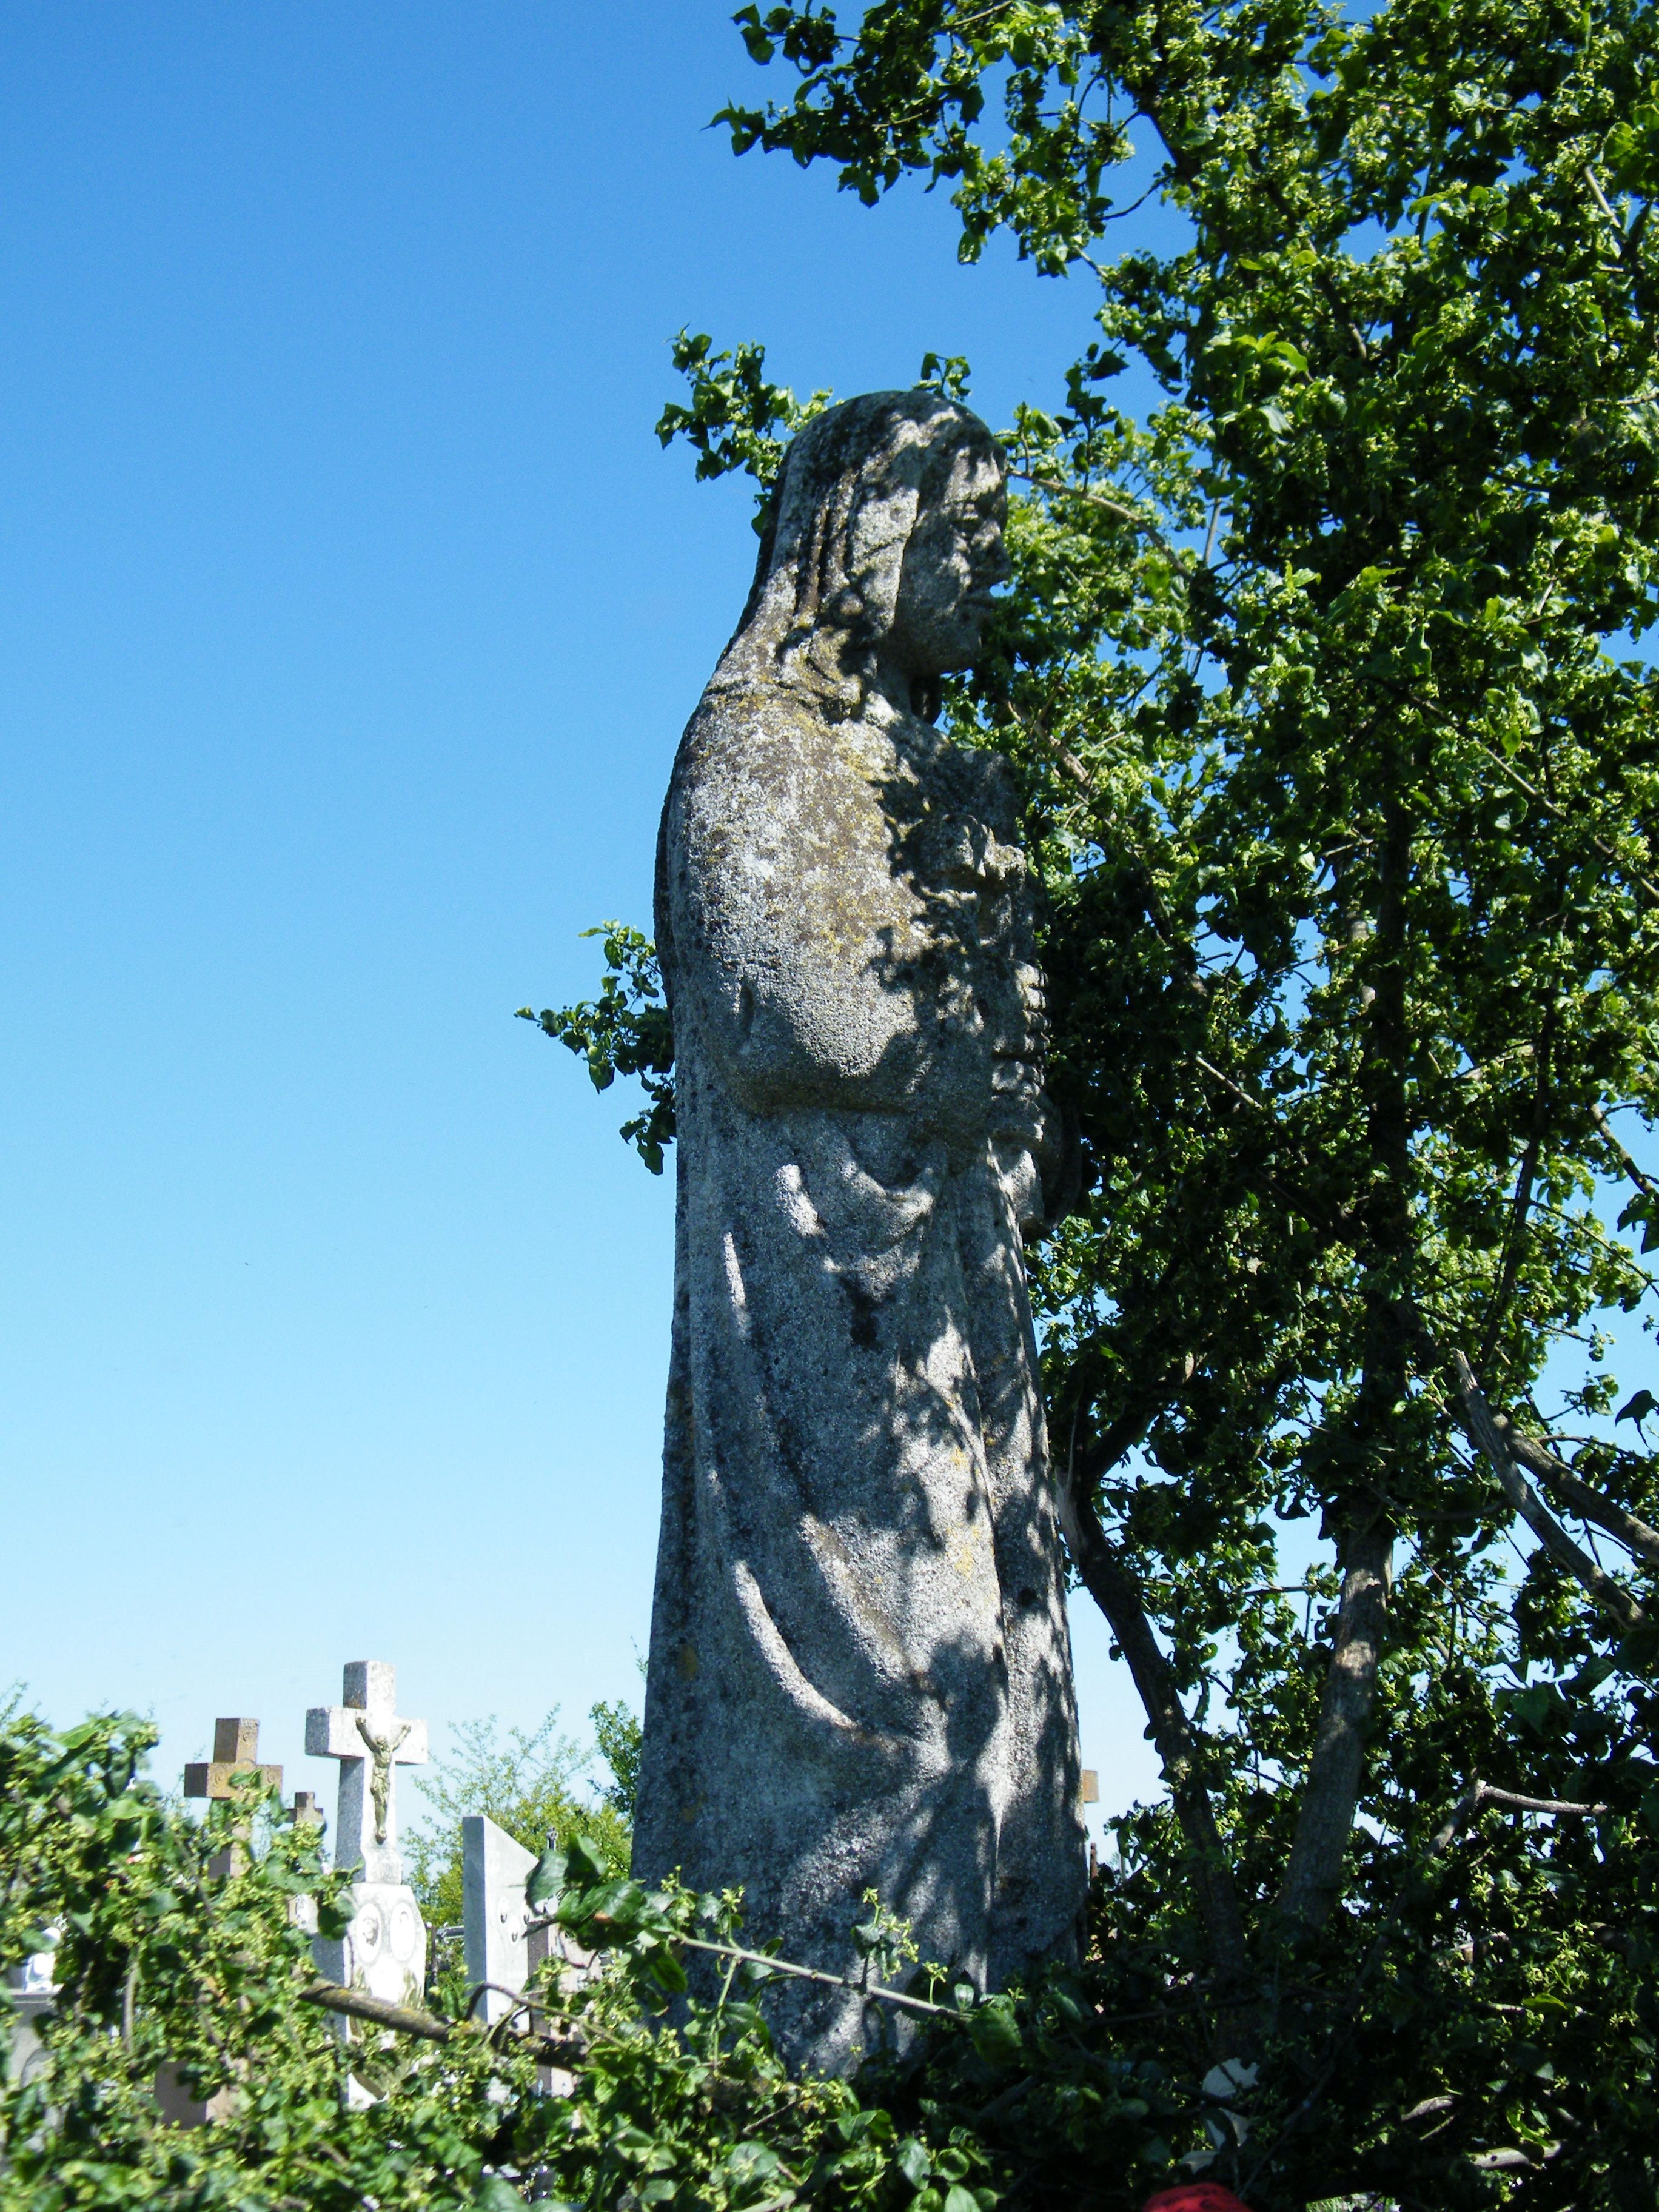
[[10, 1706, 1658, 2207], [0, 1710, 940, 2210]]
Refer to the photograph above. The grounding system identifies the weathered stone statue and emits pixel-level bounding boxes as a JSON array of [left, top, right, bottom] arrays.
[[633, 392, 1085, 2067]]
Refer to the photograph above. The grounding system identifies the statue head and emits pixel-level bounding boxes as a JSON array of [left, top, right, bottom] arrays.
[[711, 390, 1008, 714]]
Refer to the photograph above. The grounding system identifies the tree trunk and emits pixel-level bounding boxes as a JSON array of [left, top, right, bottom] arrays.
[[1276, 781, 1411, 1937], [1274, 1517, 1393, 1934]]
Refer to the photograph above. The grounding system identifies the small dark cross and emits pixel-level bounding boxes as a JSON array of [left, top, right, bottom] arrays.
[[184, 1718, 283, 1877], [183, 1717, 283, 1805]]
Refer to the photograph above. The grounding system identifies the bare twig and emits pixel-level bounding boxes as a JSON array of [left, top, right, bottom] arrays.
[[1478, 1785, 1612, 1817], [466, 1980, 548, 2025], [674, 1934, 953, 2020], [1471, 737, 1659, 905], [1591, 1100, 1659, 1201], [1430, 1778, 1610, 1854], [1007, 468, 1176, 555], [1585, 165, 1622, 230], [1403, 2094, 1457, 2123], [1478, 1005, 1555, 1369], [519, 1919, 956, 2020], [1582, 166, 1652, 270], [1194, 1053, 1265, 1112], [1004, 695, 1095, 796]]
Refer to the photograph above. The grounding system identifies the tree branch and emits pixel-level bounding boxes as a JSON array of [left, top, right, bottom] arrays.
[[1591, 1099, 1659, 1201], [1053, 1453, 1252, 1990], [1002, 695, 1096, 796], [1471, 737, 1659, 906], [674, 1934, 951, 2019], [1450, 1352, 1647, 1632], [1430, 1778, 1610, 1855], [301, 1980, 585, 2066], [1477, 1005, 1554, 1369], [302, 1982, 459, 2044], [1278, 781, 1409, 1939], [517, 1921, 954, 2018], [1492, 1415, 1659, 1570], [1275, 1517, 1392, 1936], [1006, 468, 1175, 555]]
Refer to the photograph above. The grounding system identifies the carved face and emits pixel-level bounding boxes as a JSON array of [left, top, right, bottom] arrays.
[[887, 443, 1009, 679]]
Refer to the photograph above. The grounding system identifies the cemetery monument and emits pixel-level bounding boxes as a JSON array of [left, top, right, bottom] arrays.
[[632, 392, 1087, 2066], [306, 1660, 429, 2011]]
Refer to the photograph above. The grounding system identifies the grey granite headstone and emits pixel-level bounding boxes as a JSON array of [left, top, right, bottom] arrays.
[[461, 1814, 536, 2026], [632, 390, 1087, 2068], [461, 1815, 592, 2092]]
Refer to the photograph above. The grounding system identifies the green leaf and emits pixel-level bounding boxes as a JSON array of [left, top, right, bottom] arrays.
[[526, 1843, 567, 1909], [563, 1832, 612, 1884], [475, 2181, 526, 2211], [966, 1996, 1022, 2066]]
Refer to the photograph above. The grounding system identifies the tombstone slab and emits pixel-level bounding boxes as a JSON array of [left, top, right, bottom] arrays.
[[461, 1815, 536, 2026], [4, 1945, 58, 2092], [461, 1815, 592, 2092]]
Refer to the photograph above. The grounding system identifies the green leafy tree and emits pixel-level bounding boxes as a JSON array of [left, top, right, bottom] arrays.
[[518, 926, 677, 1171], [591, 1697, 644, 1821], [527, 0, 1659, 2197]]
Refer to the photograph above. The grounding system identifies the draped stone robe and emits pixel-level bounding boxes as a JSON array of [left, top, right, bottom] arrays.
[[632, 670, 1085, 2067]]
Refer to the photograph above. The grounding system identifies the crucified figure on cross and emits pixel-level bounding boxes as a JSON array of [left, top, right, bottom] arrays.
[[355, 1712, 412, 1845]]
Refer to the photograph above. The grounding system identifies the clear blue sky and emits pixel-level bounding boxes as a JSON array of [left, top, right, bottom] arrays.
[[0, 2, 1157, 1837]]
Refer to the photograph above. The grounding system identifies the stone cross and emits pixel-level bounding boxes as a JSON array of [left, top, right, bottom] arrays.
[[305, 1661, 427, 1885], [183, 1717, 283, 1804], [305, 1663, 431, 2047], [184, 1717, 283, 1877]]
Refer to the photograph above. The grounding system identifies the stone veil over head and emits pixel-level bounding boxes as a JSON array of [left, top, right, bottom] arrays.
[[712, 389, 1009, 717], [632, 388, 1086, 2070]]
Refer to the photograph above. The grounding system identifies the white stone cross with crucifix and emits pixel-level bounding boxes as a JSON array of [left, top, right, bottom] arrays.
[[305, 1660, 428, 1886], [305, 1660, 431, 2022]]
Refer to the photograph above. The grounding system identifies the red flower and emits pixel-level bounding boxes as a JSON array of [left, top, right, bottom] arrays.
[[1141, 2187, 1252, 2212]]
